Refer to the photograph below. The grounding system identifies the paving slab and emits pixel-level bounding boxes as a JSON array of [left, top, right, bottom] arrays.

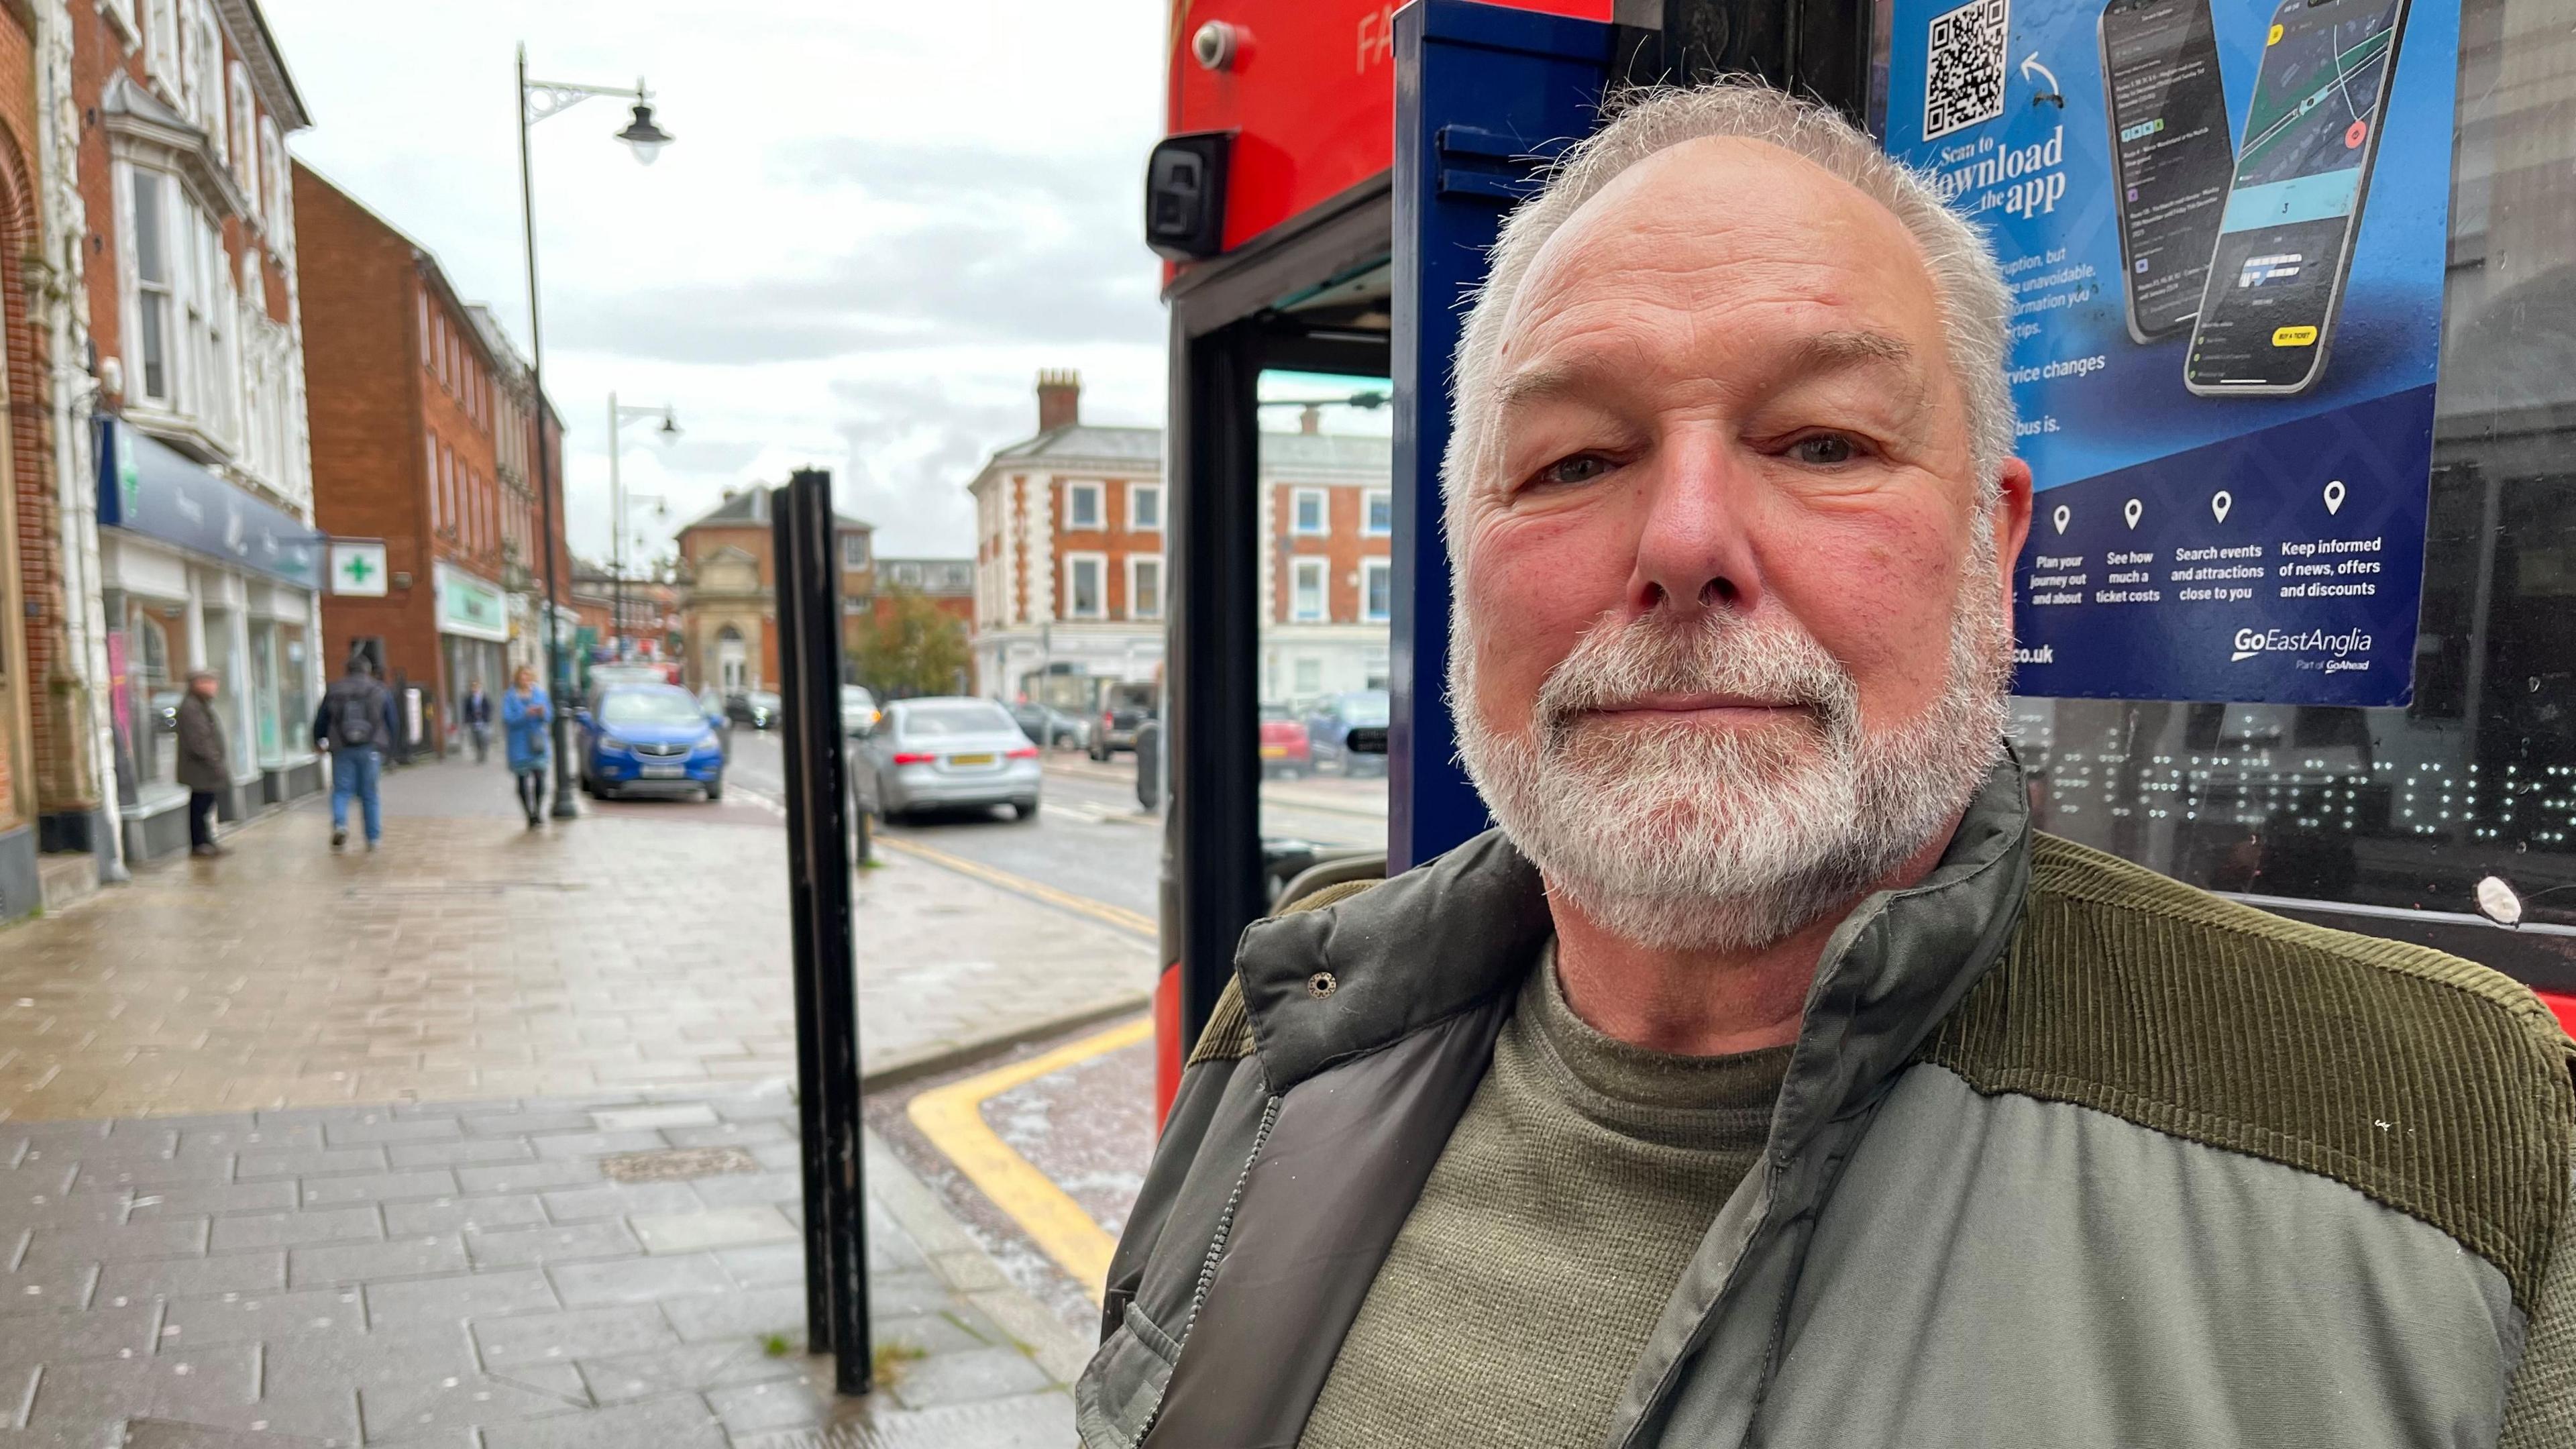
[[0, 757, 1095, 1444]]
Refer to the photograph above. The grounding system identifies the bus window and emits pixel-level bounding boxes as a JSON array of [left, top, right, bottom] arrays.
[[1256, 368, 1395, 903]]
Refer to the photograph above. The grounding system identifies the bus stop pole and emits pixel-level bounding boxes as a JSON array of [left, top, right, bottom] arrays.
[[773, 470, 872, 1393], [771, 486, 835, 1357]]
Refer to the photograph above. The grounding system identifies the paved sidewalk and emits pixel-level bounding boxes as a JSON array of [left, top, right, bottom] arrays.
[[0, 757, 1156, 1118], [0, 757, 1136, 1444], [0, 1087, 1088, 1446]]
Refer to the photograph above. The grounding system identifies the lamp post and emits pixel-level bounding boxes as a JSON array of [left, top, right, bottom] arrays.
[[606, 392, 679, 659], [517, 46, 673, 818]]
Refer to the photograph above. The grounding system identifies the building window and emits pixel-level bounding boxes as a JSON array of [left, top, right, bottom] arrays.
[[228, 63, 258, 206], [1294, 657, 1324, 696], [1068, 482, 1103, 530], [1067, 554, 1106, 619], [1363, 559, 1392, 623], [841, 533, 869, 571], [1292, 488, 1327, 535], [130, 169, 173, 402], [1365, 489, 1393, 536], [1130, 484, 1163, 531], [1293, 558, 1326, 622], [1130, 556, 1163, 621], [425, 435, 440, 529]]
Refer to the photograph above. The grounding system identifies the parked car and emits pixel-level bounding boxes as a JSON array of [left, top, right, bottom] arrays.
[[1258, 703, 1313, 778], [841, 684, 881, 737], [578, 684, 725, 801], [695, 688, 734, 755], [855, 696, 1040, 822], [1305, 689, 1391, 775], [725, 690, 783, 730], [1089, 684, 1158, 760], [1011, 702, 1090, 751]]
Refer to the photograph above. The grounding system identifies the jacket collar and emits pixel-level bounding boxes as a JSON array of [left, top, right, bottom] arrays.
[[1234, 752, 2033, 1099]]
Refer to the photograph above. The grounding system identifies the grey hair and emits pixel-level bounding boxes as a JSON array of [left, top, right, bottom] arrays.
[[1440, 80, 2018, 565]]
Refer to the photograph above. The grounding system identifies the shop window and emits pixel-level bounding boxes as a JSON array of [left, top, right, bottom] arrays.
[[277, 621, 309, 759], [1295, 657, 1324, 696]]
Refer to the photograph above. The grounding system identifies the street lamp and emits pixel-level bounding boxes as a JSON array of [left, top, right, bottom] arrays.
[[606, 392, 680, 660], [518, 45, 673, 818]]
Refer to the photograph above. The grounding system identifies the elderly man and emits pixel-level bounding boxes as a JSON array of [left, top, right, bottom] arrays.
[[1079, 83, 2575, 1449]]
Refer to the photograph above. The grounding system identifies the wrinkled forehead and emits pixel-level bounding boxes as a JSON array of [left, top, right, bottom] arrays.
[[1497, 136, 1952, 386]]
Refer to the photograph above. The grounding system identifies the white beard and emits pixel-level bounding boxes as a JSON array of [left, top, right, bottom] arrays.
[[1451, 541, 2011, 953]]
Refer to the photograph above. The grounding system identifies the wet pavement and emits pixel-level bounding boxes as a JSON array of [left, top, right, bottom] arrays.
[[0, 753, 1136, 1445], [0, 752, 1156, 1118], [0, 1087, 1086, 1446]]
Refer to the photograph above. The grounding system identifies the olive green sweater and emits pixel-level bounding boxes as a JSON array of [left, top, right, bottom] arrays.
[[1299, 945, 1792, 1449]]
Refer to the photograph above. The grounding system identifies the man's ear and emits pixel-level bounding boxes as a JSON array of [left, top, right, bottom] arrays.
[[1991, 458, 2035, 598]]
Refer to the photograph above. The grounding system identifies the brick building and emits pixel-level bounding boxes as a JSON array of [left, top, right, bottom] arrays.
[[873, 557, 974, 627], [295, 160, 565, 756], [17, 0, 323, 873], [968, 372, 1390, 712], [674, 488, 873, 695], [0, 3, 55, 916]]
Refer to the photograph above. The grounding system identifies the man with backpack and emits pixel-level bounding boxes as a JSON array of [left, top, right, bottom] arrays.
[[314, 654, 398, 851]]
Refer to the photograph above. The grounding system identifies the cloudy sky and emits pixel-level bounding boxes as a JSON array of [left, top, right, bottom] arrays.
[[263, 0, 1171, 564]]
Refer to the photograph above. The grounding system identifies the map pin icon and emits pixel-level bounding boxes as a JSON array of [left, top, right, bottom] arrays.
[[2212, 490, 2232, 523], [2324, 479, 2346, 516], [2051, 504, 2070, 535], [2124, 498, 2143, 529]]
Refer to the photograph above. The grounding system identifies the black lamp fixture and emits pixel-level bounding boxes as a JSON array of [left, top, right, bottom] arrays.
[[616, 97, 673, 165]]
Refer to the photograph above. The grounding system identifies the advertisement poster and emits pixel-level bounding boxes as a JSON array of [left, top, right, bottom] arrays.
[[1880, 0, 2457, 706]]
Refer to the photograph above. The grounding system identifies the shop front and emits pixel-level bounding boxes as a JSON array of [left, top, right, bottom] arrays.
[[435, 561, 508, 755], [98, 421, 325, 863]]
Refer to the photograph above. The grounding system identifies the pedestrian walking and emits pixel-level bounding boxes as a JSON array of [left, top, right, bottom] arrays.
[[462, 678, 494, 763], [502, 665, 552, 827], [174, 669, 228, 857], [314, 654, 397, 851]]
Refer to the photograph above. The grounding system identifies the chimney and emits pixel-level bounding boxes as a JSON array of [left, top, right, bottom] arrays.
[[1299, 405, 1322, 435], [1037, 368, 1081, 433]]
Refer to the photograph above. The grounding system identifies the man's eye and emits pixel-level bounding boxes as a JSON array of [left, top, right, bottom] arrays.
[[1534, 454, 1615, 487], [1787, 434, 1860, 466]]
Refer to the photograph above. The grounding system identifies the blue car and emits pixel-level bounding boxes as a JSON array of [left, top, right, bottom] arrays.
[[578, 684, 726, 801]]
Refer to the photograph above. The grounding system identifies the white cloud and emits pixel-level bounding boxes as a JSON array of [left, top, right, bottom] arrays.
[[265, 0, 1169, 561]]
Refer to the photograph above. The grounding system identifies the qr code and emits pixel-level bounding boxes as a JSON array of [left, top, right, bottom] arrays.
[[1923, 0, 2010, 140]]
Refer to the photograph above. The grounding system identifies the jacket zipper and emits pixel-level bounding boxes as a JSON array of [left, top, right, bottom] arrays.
[[1118, 1092, 1283, 1449]]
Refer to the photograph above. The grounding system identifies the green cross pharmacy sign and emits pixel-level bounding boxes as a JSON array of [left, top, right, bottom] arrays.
[[329, 540, 389, 597]]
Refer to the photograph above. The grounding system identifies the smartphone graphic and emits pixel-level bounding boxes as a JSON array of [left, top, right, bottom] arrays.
[[2184, 0, 2408, 394], [2098, 0, 2236, 343]]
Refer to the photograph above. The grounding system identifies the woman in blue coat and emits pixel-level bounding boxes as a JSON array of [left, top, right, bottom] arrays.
[[501, 665, 551, 826]]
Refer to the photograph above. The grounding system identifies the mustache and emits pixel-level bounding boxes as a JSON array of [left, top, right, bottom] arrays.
[[1530, 608, 1860, 746]]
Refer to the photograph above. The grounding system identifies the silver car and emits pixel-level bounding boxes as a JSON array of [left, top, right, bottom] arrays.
[[857, 697, 1041, 822]]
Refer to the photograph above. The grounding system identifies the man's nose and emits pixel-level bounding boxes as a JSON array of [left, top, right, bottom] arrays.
[[1626, 441, 1764, 617]]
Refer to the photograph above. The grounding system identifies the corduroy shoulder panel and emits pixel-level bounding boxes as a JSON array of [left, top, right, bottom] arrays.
[[1189, 881, 1386, 1067], [1920, 832, 2576, 1308]]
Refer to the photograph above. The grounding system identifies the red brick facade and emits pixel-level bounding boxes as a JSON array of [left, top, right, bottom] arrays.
[[1271, 482, 1393, 625], [0, 6, 44, 837], [297, 162, 553, 722]]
